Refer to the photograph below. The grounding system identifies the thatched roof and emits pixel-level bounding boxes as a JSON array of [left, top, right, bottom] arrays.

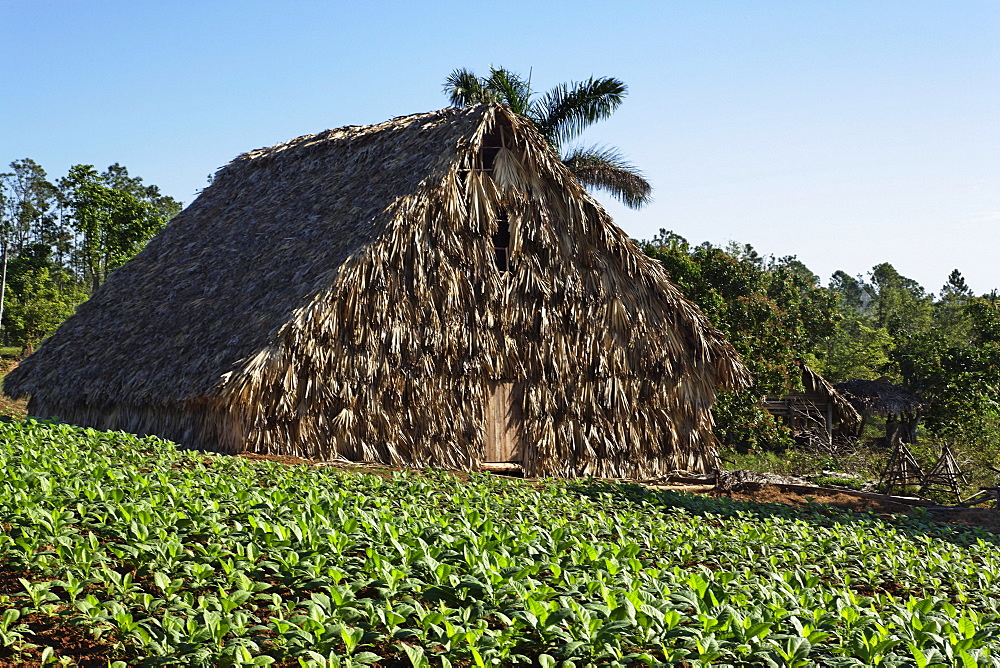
[[5, 104, 748, 477], [834, 379, 924, 419], [8, 110, 480, 407], [765, 362, 861, 432], [800, 364, 861, 430]]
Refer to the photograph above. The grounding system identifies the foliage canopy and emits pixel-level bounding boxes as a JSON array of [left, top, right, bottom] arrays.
[[0, 159, 179, 350]]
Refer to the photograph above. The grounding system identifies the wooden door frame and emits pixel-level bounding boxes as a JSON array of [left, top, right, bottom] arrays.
[[483, 379, 524, 463]]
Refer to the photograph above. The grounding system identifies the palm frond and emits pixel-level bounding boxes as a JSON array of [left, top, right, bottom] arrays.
[[444, 68, 491, 106], [533, 77, 626, 148], [562, 145, 652, 209], [484, 67, 533, 115]]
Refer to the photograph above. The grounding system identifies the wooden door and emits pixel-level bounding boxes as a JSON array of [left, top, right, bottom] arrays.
[[484, 380, 523, 462]]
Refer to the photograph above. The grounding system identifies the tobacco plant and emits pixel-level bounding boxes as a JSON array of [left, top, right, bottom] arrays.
[[1, 418, 1000, 665]]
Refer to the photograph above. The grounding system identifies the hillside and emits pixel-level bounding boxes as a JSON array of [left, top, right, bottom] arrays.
[[2, 420, 1000, 666]]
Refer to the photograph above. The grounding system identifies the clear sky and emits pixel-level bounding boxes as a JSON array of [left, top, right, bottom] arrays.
[[3, 0, 998, 294]]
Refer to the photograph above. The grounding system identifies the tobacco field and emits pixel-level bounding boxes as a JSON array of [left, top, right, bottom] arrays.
[[2, 420, 1000, 666]]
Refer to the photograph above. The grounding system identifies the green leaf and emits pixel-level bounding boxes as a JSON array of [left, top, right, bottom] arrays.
[[400, 643, 428, 668], [537, 655, 556, 668], [153, 572, 170, 592]]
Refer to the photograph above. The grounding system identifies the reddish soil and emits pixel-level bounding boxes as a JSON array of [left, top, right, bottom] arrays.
[[0, 565, 121, 667], [0, 393, 26, 420], [717, 483, 919, 513], [713, 482, 1000, 532], [0, 363, 27, 420], [0, 397, 26, 420], [0, 615, 119, 667]]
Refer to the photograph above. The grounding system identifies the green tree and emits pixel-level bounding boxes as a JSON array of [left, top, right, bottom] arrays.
[[893, 297, 1000, 464], [870, 263, 934, 338], [820, 264, 938, 383], [642, 230, 838, 448], [0, 160, 61, 345], [3, 264, 87, 353], [1, 243, 86, 350], [58, 164, 181, 291], [817, 272, 893, 381], [815, 312, 895, 381], [444, 66, 651, 208], [1, 159, 59, 253], [0, 160, 180, 351], [829, 270, 875, 314], [935, 269, 975, 345]]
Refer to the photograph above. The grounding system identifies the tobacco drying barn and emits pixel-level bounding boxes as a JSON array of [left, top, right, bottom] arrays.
[[4, 105, 748, 477]]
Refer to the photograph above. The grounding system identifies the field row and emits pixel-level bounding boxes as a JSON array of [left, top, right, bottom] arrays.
[[1, 419, 1000, 666]]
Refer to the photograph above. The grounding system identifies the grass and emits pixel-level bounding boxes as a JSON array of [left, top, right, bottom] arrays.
[[720, 441, 888, 482], [3, 419, 1000, 666], [809, 474, 868, 490]]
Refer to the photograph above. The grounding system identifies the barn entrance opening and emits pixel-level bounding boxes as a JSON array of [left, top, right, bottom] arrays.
[[483, 380, 523, 474]]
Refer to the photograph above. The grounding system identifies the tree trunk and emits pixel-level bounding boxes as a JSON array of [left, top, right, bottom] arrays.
[[0, 239, 8, 346]]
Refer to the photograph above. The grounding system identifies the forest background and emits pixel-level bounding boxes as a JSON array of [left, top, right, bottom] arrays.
[[2, 156, 999, 488]]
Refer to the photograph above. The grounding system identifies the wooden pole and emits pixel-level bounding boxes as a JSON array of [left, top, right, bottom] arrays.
[[0, 238, 8, 346]]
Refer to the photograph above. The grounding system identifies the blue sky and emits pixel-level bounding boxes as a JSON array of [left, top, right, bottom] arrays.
[[3, 0, 998, 294]]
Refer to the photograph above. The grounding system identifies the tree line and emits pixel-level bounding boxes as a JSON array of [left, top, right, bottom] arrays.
[[0, 159, 180, 352], [641, 230, 1000, 463]]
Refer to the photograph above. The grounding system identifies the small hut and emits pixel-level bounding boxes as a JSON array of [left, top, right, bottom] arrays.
[[4, 105, 748, 477], [764, 362, 860, 448], [834, 379, 923, 443]]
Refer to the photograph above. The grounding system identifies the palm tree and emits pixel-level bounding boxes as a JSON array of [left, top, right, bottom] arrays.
[[444, 67, 652, 209]]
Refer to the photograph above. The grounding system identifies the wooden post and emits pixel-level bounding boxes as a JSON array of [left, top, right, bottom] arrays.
[[825, 403, 834, 443]]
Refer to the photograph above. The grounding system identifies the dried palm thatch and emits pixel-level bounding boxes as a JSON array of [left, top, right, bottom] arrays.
[[4, 104, 748, 477], [835, 378, 923, 443], [800, 364, 861, 432]]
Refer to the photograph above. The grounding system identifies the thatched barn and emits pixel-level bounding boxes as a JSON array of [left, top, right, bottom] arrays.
[[4, 104, 748, 477], [835, 379, 923, 443], [764, 362, 860, 447]]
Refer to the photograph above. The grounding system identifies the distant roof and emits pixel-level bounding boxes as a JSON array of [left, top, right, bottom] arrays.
[[834, 379, 924, 418]]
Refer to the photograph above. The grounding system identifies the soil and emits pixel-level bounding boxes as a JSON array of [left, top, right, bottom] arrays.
[[711, 482, 1000, 532], [0, 363, 27, 420], [0, 565, 120, 667], [0, 396, 26, 420]]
